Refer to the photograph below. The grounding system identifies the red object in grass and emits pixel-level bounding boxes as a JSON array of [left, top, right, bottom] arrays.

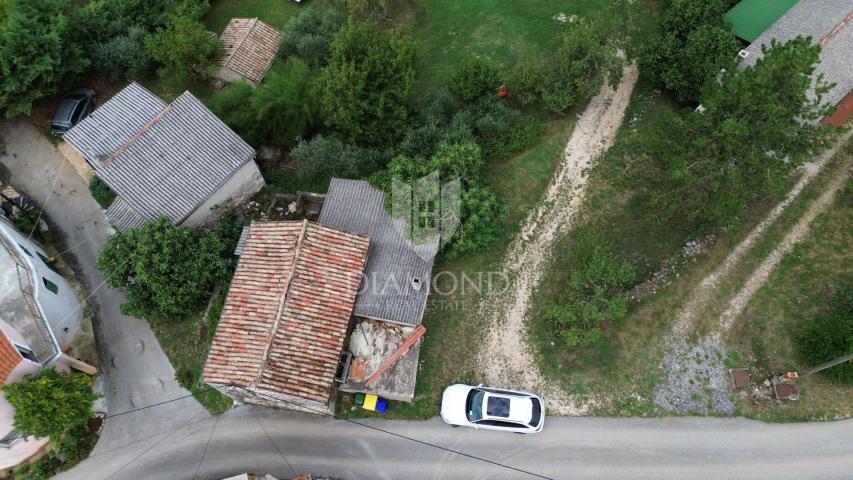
[[497, 85, 507, 98]]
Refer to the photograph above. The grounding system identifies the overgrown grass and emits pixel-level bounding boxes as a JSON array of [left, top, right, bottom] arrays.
[[726, 148, 852, 421], [151, 292, 232, 415], [205, 0, 318, 32]]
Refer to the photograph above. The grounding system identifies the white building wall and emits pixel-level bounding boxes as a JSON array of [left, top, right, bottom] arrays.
[[181, 160, 266, 228], [0, 219, 82, 349]]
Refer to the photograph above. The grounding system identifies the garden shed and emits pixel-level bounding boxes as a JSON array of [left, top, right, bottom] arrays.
[[216, 17, 282, 85]]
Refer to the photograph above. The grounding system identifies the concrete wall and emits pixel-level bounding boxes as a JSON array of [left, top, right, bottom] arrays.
[[210, 383, 334, 416], [0, 219, 83, 348], [214, 66, 258, 86], [58, 142, 95, 182], [182, 160, 266, 228]]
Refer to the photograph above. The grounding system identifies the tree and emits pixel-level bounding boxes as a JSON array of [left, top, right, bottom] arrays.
[[637, 37, 837, 231], [450, 57, 502, 102], [639, 0, 739, 103], [320, 20, 417, 146], [92, 25, 152, 81], [511, 16, 624, 113], [97, 217, 232, 321], [3, 369, 97, 442], [798, 284, 853, 383], [210, 59, 321, 148], [279, 4, 346, 67], [0, 0, 88, 117], [251, 58, 320, 146], [145, 10, 222, 83], [448, 184, 506, 256]]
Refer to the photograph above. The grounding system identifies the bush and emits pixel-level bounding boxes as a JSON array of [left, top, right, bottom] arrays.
[[453, 97, 541, 160], [279, 4, 345, 67], [96, 217, 233, 321], [447, 184, 506, 256], [292, 135, 384, 181], [145, 10, 222, 83], [542, 236, 635, 349], [798, 284, 853, 383], [320, 20, 417, 146], [89, 175, 116, 208], [511, 16, 623, 114], [639, 0, 739, 103], [92, 25, 152, 81], [450, 57, 501, 102], [0, 0, 89, 117], [3, 369, 97, 442], [209, 59, 321, 148], [251, 58, 320, 146]]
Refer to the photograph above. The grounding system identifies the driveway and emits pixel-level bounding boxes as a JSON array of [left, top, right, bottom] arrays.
[[3, 118, 853, 480], [0, 118, 208, 455]]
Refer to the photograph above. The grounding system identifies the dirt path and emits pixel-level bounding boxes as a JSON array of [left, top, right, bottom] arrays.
[[476, 65, 639, 415], [719, 156, 851, 331], [671, 130, 853, 337], [656, 133, 852, 414]]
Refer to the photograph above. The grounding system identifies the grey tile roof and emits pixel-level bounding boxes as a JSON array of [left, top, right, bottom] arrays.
[[319, 179, 437, 327], [742, 0, 853, 107], [64, 82, 256, 231]]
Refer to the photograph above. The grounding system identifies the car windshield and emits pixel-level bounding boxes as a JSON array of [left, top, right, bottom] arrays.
[[466, 389, 485, 421], [529, 399, 541, 426]]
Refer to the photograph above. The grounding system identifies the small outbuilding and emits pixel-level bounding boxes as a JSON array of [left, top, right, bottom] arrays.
[[216, 18, 282, 85], [63, 82, 265, 232], [203, 220, 370, 414]]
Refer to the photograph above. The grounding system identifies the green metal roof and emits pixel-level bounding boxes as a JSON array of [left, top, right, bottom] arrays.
[[723, 0, 799, 42]]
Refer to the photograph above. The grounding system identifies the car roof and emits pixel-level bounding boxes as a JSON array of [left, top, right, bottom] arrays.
[[482, 392, 533, 423]]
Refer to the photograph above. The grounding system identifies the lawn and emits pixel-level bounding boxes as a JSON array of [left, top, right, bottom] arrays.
[[205, 0, 317, 31]]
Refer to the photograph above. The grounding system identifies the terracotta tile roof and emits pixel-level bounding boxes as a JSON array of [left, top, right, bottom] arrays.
[[0, 332, 23, 384], [220, 18, 282, 83], [203, 220, 369, 405]]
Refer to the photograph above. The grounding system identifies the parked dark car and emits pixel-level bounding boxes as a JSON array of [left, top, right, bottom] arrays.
[[51, 88, 95, 137]]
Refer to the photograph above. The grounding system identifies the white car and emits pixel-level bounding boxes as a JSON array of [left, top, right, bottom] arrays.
[[440, 384, 545, 433]]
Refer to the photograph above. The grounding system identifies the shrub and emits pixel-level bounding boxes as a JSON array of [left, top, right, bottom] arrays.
[[450, 57, 501, 102], [251, 58, 320, 146], [279, 4, 345, 67], [447, 184, 506, 256], [639, 0, 739, 103], [543, 237, 634, 349], [89, 176, 116, 209], [96, 217, 232, 321], [92, 25, 152, 81], [209, 59, 321, 148], [3, 369, 97, 442], [798, 284, 853, 383], [510, 16, 623, 114], [208, 81, 257, 143], [453, 96, 541, 160], [145, 11, 222, 83], [0, 0, 89, 117], [292, 134, 384, 181], [320, 20, 417, 146]]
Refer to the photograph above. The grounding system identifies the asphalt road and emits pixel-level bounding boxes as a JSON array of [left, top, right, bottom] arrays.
[[3, 118, 853, 480]]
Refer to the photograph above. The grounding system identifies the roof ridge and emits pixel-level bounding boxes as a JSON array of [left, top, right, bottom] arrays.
[[101, 104, 172, 167], [223, 17, 259, 70], [819, 9, 853, 46], [252, 219, 309, 388]]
